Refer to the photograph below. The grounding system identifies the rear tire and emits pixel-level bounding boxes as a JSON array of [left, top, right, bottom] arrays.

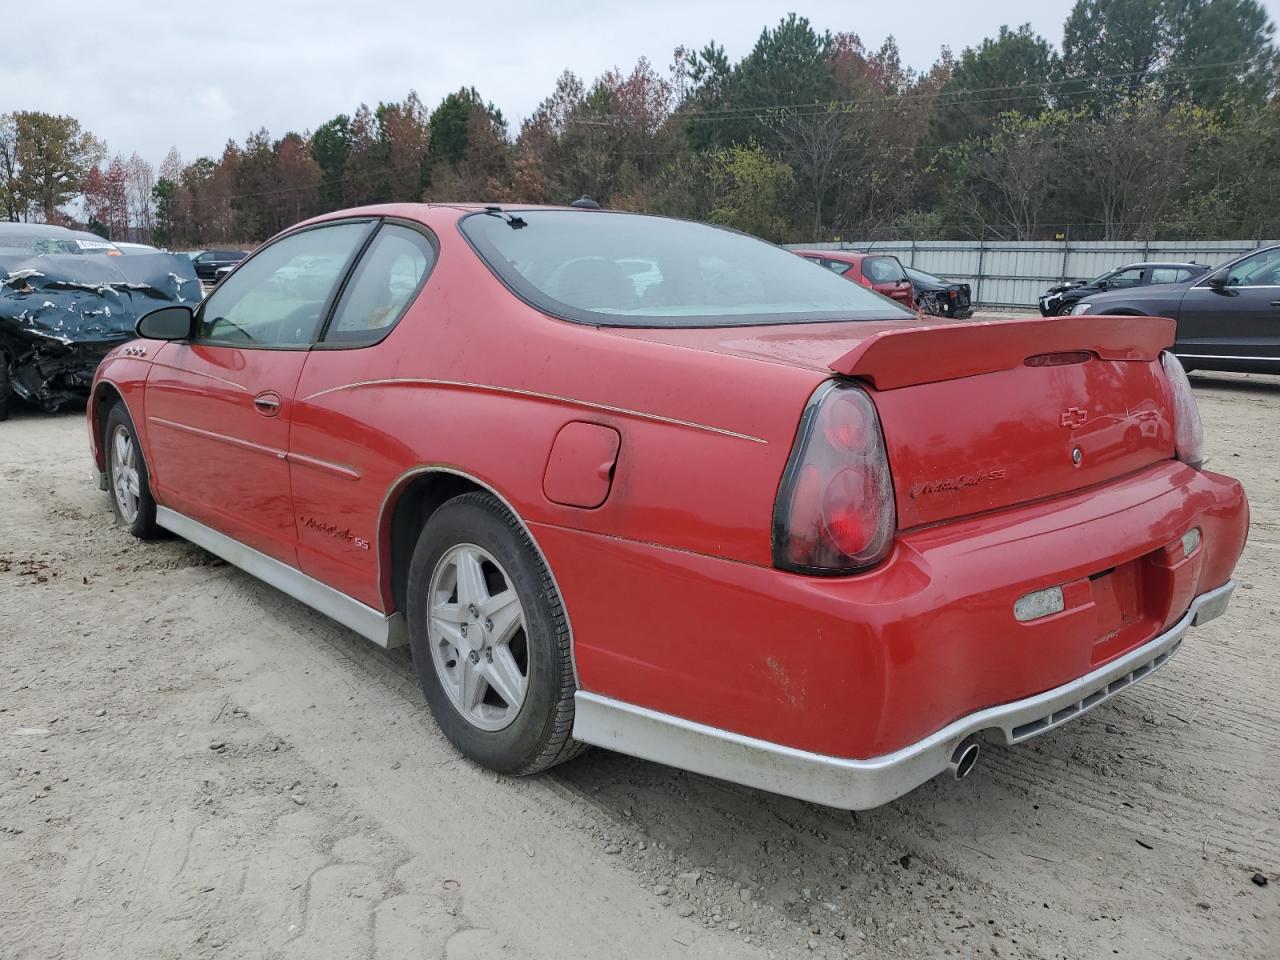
[[406, 492, 583, 775], [104, 403, 160, 538]]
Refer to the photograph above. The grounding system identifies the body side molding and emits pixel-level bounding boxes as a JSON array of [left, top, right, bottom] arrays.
[[155, 507, 408, 648]]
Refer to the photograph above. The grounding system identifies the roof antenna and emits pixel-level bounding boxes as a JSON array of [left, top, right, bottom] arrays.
[[569, 195, 601, 209]]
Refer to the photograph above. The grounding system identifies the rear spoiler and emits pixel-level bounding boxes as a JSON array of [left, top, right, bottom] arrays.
[[830, 315, 1176, 390]]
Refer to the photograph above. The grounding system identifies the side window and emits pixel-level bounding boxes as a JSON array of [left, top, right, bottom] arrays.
[[196, 223, 370, 347], [1225, 248, 1280, 286], [1149, 267, 1189, 284], [822, 258, 852, 275], [1106, 267, 1144, 288], [863, 257, 905, 283], [323, 225, 436, 344]]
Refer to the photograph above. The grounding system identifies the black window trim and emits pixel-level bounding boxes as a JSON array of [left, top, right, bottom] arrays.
[[313, 217, 441, 351], [456, 208, 913, 329], [190, 217, 379, 352]]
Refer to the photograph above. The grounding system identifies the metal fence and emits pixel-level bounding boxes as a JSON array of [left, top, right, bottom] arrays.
[[787, 239, 1280, 308]]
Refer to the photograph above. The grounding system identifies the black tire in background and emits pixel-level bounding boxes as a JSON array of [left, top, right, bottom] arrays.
[[103, 402, 161, 539], [0, 356, 11, 422], [406, 492, 583, 775]]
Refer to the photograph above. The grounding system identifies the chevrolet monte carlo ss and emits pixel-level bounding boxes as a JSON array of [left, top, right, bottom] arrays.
[[87, 204, 1249, 809]]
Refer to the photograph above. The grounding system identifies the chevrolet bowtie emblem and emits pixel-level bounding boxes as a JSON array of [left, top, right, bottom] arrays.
[[1060, 407, 1088, 428]]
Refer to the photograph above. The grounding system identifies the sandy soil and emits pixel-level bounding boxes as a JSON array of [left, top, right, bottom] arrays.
[[1, 372, 1276, 960]]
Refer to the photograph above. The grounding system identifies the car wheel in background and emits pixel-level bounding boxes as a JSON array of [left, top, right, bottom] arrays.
[[104, 403, 160, 538], [0, 357, 10, 421], [1054, 302, 1076, 316], [406, 491, 583, 775]]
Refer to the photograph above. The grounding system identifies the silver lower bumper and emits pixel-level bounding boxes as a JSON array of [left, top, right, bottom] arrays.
[[571, 581, 1235, 810]]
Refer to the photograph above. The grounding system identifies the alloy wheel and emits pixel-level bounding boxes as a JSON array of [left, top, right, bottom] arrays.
[[110, 425, 141, 524], [426, 543, 530, 731]]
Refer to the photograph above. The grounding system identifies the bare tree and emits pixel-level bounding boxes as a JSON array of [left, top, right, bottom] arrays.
[[1077, 97, 1200, 239], [769, 105, 849, 238], [0, 113, 18, 221], [949, 110, 1069, 240], [125, 153, 155, 240]]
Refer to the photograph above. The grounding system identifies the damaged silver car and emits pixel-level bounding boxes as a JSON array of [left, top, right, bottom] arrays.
[[0, 224, 201, 419]]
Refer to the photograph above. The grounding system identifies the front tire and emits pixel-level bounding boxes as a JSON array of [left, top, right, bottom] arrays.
[[406, 492, 582, 775], [104, 403, 160, 538]]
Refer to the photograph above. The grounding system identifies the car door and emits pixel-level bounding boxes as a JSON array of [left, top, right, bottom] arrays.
[[1175, 247, 1280, 362], [144, 220, 375, 565], [288, 222, 438, 606], [861, 256, 913, 305]]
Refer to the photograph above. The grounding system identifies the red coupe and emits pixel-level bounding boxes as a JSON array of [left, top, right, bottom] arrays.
[[87, 205, 1248, 809]]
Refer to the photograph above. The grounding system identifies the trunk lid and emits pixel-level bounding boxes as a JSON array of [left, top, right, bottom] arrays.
[[838, 315, 1178, 528], [611, 313, 1178, 530]]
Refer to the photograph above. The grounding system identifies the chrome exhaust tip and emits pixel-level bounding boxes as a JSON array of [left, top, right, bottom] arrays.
[[949, 737, 981, 780]]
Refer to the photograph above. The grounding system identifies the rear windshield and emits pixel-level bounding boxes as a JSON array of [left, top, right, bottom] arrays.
[[460, 210, 913, 328]]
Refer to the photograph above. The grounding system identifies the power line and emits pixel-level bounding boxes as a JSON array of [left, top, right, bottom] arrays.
[[84, 61, 1273, 218], [662, 57, 1266, 122]]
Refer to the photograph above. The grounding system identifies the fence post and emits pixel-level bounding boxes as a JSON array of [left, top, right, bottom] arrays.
[[976, 239, 987, 306], [1060, 239, 1070, 284]]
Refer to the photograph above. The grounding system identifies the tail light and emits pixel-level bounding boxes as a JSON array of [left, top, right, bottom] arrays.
[[773, 381, 896, 575], [1160, 352, 1205, 469]]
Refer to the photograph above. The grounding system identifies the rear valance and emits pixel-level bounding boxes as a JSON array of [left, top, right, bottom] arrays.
[[830, 315, 1176, 389]]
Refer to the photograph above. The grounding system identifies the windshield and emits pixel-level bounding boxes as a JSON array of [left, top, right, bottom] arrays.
[[905, 267, 940, 284], [460, 210, 914, 328]]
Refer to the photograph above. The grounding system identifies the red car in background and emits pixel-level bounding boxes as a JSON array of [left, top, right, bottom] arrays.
[[794, 249, 916, 307], [88, 205, 1247, 810]]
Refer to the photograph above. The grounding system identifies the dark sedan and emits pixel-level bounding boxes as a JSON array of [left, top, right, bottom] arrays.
[[1070, 244, 1280, 374], [905, 266, 973, 318], [191, 248, 249, 282], [1039, 262, 1207, 316]]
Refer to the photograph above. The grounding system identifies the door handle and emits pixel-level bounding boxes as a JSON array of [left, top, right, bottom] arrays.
[[1270, 300, 1280, 307], [253, 391, 282, 417]]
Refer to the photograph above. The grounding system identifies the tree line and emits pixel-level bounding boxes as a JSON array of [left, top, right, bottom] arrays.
[[2, 0, 1277, 247]]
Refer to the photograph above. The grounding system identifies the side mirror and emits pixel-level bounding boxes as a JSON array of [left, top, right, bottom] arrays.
[[1207, 271, 1228, 290], [1095, 279, 1108, 290], [136, 305, 194, 341]]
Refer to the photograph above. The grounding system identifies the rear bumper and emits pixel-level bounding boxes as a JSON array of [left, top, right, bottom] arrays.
[[543, 460, 1248, 761], [572, 582, 1234, 810]]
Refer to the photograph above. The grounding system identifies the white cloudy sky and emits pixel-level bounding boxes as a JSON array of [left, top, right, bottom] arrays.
[[7, 0, 1280, 165]]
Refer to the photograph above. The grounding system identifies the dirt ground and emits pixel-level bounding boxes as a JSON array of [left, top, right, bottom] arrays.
[[1, 372, 1276, 960]]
